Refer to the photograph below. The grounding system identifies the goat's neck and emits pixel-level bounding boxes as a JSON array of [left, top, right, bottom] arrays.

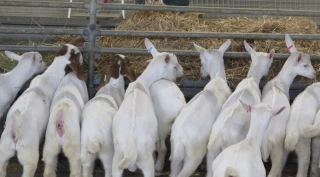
[[210, 67, 226, 82], [247, 68, 262, 86], [36, 58, 68, 100], [275, 63, 295, 94], [7, 63, 34, 89], [245, 119, 268, 147], [96, 78, 125, 106], [138, 69, 162, 88]]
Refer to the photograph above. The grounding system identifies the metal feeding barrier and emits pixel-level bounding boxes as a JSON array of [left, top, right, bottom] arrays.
[[0, 0, 320, 99]]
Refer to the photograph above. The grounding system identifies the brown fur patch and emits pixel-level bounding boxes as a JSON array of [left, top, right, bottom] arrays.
[[55, 45, 68, 57], [67, 49, 85, 80], [96, 56, 121, 90], [120, 57, 136, 82], [68, 36, 85, 47]]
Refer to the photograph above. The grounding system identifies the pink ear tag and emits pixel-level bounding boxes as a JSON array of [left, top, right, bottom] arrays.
[[248, 105, 252, 112], [287, 45, 293, 51]]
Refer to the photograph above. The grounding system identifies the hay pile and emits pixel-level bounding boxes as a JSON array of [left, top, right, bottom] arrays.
[[100, 11, 320, 86], [1, 10, 319, 87]]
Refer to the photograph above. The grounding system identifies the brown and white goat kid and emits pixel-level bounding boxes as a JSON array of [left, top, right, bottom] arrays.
[[0, 44, 84, 177], [143, 39, 186, 175], [170, 40, 232, 177], [81, 55, 136, 177], [0, 51, 46, 119], [262, 34, 316, 177], [42, 61, 88, 176], [112, 38, 182, 177]]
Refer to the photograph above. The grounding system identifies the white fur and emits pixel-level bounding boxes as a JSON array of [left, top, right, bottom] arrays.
[[261, 34, 316, 177], [206, 41, 274, 177], [212, 101, 285, 177], [170, 40, 232, 177], [300, 106, 320, 177], [283, 83, 320, 177], [42, 72, 88, 177], [144, 39, 186, 174], [0, 44, 82, 177], [81, 76, 125, 177], [112, 38, 182, 177], [0, 51, 46, 119]]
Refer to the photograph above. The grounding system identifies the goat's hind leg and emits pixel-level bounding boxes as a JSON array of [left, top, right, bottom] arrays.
[[295, 138, 311, 177], [0, 133, 15, 177]]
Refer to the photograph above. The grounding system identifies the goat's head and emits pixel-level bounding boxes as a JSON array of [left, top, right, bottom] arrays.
[[193, 39, 231, 79], [144, 38, 184, 81], [284, 34, 316, 79], [244, 40, 275, 77], [96, 54, 136, 91], [240, 99, 286, 129], [68, 36, 85, 47], [55, 44, 85, 80], [5, 51, 47, 75]]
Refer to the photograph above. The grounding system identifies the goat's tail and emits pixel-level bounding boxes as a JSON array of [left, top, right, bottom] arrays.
[[118, 89, 139, 169], [284, 130, 299, 151], [207, 132, 223, 153], [224, 167, 239, 177], [301, 124, 319, 139], [11, 110, 22, 143], [55, 102, 71, 137], [169, 137, 184, 165], [118, 136, 138, 169], [261, 136, 274, 162]]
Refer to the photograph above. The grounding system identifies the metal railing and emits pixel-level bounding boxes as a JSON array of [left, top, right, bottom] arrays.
[[0, 0, 320, 98]]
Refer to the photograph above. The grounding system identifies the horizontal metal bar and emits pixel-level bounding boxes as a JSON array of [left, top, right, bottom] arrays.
[[1, 28, 320, 40], [1, 2, 320, 17], [0, 28, 83, 35], [100, 31, 320, 40], [0, 45, 319, 60], [0, 1, 84, 8], [101, 4, 320, 17]]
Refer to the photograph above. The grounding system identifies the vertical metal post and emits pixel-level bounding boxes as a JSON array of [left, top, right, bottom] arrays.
[[84, 0, 101, 99]]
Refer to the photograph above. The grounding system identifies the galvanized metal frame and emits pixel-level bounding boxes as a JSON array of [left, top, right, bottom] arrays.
[[0, 0, 320, 97]]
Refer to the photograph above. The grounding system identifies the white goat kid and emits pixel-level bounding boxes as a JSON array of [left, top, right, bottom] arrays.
[[143, 39, 186, 175], [0, 44, 84, 177], [212, 101, 285, 177], [0, 51, 46, 119], [300, 108, 320, 177], [206, 40, 275, 177], [112, 38, 182, 177], [42, 71, 88, 177], [261, 34, 316, 177], [170, 40, 232, 177], [81, 55, 136, 177], [284, 83, 320, 177]]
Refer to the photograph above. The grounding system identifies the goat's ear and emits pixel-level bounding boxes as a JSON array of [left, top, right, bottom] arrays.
[[193, 42, 206, 53], [32, 53, 36, 63], [218, 39, 231, 54], [68, 52, 86, 80], [239, 99, 252, 112], [269, 49, 275, 59], [244, 40, 256, 56], [5, 51, 21, 61], [144, 38, 158, 57], [294, 53, 302, 65], [165, 54, 170, 63], [285, 34, 298, 54], [271, 106, 286, 116]]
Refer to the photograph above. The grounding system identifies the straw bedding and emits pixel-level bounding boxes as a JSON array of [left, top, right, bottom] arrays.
[[0, 10, 319, 87]]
